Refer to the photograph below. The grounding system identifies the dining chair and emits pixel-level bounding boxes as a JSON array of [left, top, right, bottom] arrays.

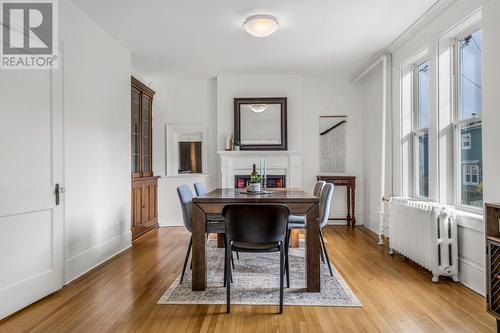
[[194, 182, 225, 222], [288, 181, 325, 224], [194, 181, 240, 261], [286, 183, 334, 281], [222, 204, 290, 314], [177, 185, 227, 284]]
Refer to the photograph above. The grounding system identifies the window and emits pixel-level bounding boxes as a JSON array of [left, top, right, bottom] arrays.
[[454, 28, 483, 209], [413, 61, 429, 198]]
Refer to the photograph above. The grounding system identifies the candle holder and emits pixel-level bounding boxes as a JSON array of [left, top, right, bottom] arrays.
[[262, 176, 267, 190]]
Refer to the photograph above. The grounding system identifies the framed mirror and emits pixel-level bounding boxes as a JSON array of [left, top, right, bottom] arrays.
[[234, 97, 287, 151]]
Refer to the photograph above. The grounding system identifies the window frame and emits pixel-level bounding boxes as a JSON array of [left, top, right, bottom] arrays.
[[412, 59, 430, 199], [452, 26, 483, 212]]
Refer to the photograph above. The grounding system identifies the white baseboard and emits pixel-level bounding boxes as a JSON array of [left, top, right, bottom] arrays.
[[64, 231, 132, 284], [458, 255, 486, 296]]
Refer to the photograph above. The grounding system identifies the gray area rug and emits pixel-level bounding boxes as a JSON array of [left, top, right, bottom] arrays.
[[158, 241, 361, 307]]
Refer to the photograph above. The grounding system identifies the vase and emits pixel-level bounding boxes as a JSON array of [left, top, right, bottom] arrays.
[[248, 183, 261, 192]]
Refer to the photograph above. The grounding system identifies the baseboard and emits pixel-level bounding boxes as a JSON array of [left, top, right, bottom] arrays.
[[158, 213, 183, 227], [64, 231, 132, 284], [458, 255, 486, 296]]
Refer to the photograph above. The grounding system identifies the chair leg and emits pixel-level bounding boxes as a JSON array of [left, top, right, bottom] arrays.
[[226, 242, 231, 313], [235, 251, 239, 260], [285, 236, 290, 288], [279, 243, 284, 314], [223, 243, 227, 287], [320, 243, 325, 263], [231, 252, 235, 269], [287, 229, 291, 247], [320, 229, 333, 276], [180, 236, 192, 284]]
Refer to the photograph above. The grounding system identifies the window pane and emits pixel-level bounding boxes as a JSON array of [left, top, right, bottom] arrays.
[[459, 121, 482, 207], [417, 131, 429, 198], [418, 62, 429, 128], [459, 29, 482, 119]]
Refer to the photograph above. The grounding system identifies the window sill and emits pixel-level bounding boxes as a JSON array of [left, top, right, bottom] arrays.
[[453, 204, 484, 218]]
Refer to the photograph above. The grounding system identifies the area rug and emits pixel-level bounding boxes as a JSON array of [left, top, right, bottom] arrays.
[[158, 241, 361, 307]]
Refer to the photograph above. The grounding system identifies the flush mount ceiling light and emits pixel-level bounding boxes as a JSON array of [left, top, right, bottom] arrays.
[[243, 14, 279, 37], [249, 104, 268, 113]]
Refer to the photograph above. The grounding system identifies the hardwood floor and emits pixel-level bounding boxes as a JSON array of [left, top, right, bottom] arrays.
[[0, 226, 495, 332]]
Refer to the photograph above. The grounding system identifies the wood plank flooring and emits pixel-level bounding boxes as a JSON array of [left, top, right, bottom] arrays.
[[0, 226, 495, 332]]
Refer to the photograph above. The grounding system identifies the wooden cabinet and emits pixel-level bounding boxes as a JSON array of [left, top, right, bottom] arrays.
[[131, 77, 158, 241], [486, 203, 500, 327], [131, 176, 159, 240]]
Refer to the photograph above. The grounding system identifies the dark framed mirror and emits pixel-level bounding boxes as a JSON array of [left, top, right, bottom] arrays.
[[234, 97, 287, 151]]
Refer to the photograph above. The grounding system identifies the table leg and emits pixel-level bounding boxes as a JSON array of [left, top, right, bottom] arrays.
[[192, 203, 207, 291], [290, 229, 300, 248], [217, 233, 225, 248], [306, 203, 320, 292], [346, 186, 351, 226], [351, 186, 356, 226]]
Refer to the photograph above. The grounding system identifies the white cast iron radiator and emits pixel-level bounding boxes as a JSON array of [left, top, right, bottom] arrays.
[[388, 197, 458, 282]]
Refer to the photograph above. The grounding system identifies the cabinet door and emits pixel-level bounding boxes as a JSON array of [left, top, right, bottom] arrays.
[[142, 95, 152, 177], [131, 88, 141, 177], [132, 185, 143, 228]]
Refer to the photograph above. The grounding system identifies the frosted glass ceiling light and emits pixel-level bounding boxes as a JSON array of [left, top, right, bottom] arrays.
[[244, 14, 279, 37], [249, 104, 267, 113]]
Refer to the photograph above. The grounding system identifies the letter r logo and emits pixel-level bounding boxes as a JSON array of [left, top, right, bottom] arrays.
[[2, 2, 53, 55]]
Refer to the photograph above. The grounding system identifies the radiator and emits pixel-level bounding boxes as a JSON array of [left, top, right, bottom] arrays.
[[388, 197, 458, 283]]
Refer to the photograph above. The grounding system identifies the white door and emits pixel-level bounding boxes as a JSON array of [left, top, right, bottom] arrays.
[[0, 67, 64, 319]]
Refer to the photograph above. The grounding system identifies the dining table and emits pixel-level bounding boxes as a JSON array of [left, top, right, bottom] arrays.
[[191, 188, 321, 292]]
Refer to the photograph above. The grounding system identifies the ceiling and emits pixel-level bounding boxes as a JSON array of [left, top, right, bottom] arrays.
[[72, 0, 438, 78]]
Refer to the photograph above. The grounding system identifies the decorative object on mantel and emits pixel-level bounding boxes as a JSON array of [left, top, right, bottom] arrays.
[[234, 97, 287, 151], [158, 240, 361, 307], [317, 175, 356, 226], [225, 134, 233, 151], [319, 115, 347, 173], [234, 139, 240, 151]]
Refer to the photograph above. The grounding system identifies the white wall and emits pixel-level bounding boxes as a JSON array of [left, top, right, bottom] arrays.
[[216, 74, 364, 222], [356, 0, 497, 295], [147, 77, 217, 226], [302, 75, 365, 223], [62, 1, 132, 283]]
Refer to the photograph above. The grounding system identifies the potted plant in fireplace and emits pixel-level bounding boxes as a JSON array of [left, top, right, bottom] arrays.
[[247, 174, 262, 192]]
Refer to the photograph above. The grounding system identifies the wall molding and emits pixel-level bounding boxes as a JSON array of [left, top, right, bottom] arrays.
[[65, 231, 131, 284]]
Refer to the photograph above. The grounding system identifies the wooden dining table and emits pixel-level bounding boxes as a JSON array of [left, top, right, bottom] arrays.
[[191, 188, 321, 292]]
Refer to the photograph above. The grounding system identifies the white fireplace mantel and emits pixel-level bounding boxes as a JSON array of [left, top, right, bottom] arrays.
[[217, 150, 303, 188]]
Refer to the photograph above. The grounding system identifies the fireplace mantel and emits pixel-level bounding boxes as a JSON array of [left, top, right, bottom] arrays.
[[217, 150, 303, 188]]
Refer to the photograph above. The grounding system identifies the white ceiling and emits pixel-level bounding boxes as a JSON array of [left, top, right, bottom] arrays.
[[72, 0, 437, 78]]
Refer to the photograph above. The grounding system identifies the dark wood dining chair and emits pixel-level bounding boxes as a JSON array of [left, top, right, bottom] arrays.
[[222, 204, 290, 314]]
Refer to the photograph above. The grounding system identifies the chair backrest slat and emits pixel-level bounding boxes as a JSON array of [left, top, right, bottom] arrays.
[[223, 205, 290, 244]]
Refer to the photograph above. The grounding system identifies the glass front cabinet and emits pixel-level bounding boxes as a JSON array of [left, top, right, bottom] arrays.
[[131, 77, 158, 241]]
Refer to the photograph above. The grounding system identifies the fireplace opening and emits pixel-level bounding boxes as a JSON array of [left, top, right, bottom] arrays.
[[235, 175, 286, 189], [178, 141, 202, 173]]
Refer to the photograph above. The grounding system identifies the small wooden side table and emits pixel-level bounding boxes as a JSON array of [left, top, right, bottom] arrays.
[[317, 175, 356, 226]]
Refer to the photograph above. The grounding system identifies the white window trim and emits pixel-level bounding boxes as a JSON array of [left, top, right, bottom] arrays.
[[412, 60, 429, 199], [451, 27, 483, 213]]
